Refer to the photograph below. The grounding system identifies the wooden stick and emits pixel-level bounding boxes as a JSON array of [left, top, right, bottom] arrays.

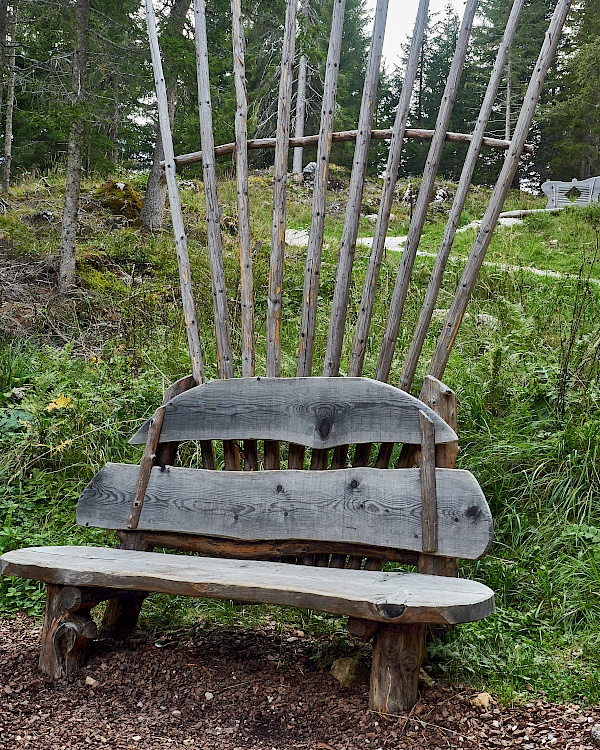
[[165, 129, 527, 168], [289, 0, 345, 470], [323, 0, 388, 378], [231, 0, 257, 471], [428, 0, 572, 382], [348, 0, 429, 379], [145, 0, 204, 384], [375, 0, 479, 384], [193, 0, 238, 470], [265, 0, 297, 471], [231, 0, 254, 381], [127, 406, 165, 530], [419, 411, 437, 554], [399, 0, 524, 392], [295, 0, 346, 378]]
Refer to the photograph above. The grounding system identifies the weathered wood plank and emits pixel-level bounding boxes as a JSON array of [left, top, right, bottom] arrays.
[[136, 532, 419, 564], [130, 377, 458, 448], [77, 463, 492, 559], [1, 547, 495, 625]]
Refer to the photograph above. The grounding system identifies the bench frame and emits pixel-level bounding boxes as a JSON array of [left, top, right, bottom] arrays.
[[1, 375, 494, 715]]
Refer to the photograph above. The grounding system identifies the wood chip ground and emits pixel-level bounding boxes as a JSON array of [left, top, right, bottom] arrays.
[[0, 614, 598, 749]]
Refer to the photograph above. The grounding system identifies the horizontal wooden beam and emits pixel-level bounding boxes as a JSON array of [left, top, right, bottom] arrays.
[[162, 128, 533, 169], [129, 376, 458, 448], [77, 462, 492, 559]]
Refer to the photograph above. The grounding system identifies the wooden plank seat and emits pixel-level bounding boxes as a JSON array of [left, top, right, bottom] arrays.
[[0, 376, 494, 714]]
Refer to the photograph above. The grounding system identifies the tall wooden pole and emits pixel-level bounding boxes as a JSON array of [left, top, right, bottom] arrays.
[[292, 0, 309, 179], [145, 0, 204, 387], [428, 0, 572, 382], [323, 0, 388, 378], [264, 0, 298, 470], [295, 0, 346, 379], [375, 0, 479, 385], [399, 0, 524, 393], [348, 0, 429, 378]]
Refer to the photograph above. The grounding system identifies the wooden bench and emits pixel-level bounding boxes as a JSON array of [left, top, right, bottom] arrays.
[[0, 375, 494, 714], [541, 176, 600, 210]]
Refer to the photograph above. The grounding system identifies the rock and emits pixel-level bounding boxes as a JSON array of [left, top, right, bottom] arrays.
[[85, 676, 98, 687], [95, 180, 143, 219], [591, 724, 600, 746], [471, 691, 495, 709], [302, 162, 317, 182], [204, 691, 214, 701], [476, 313, 499, 329], [331, 656, 360, 688]]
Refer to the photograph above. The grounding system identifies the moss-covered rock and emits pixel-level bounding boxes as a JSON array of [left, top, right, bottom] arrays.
[[96, 180, 143, 219]]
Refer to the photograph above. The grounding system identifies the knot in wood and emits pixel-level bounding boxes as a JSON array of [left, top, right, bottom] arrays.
[[315, 406, 335, 441]]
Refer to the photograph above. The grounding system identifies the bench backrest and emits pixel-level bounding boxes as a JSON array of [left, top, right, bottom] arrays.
[[77, 377, 493, 565], [541, 177, 600, 209]]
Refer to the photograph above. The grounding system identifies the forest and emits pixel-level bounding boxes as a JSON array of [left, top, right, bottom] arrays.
[[2, 0, 599, 191]]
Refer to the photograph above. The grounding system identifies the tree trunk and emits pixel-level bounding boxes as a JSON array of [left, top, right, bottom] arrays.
[[108, 74, 120, 166], [58, 0, 90, 291], [140, 0, 191, 230], [0, 0, 9, 126], [1, 5, 15, 193]]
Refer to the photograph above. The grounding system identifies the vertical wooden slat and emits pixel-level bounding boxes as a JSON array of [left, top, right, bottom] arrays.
[[292, 0, 310, 179], [419, 411, 437, 554], [428, 0, 572, 383], [295, 0, 346, 378], [289, 0, 346, 471], [399, 0, 524, 393], [348, 0, 429, 379], [193, 0, 239, 470], [231, 0, 258, 471], [145, 0, 204, 386], [418, 377, 459, 577], [323, 0, 388, 378], [265, 0, 298, 471], [375, 0, 479, 385], [146, 0, 215, 472]]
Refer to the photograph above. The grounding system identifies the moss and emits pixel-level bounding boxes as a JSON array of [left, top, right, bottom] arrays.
[[95, 180, 143, 219]]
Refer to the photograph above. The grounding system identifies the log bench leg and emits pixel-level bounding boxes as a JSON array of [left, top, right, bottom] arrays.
[[101, 591, 148, 640], [369, 623, 425, 714], [39, 584, 102, 679]]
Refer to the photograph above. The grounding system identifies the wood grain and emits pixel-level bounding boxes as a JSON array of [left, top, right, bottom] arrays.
[[129, 377, 458, 448], [76, 463, 492, 559], [1, 547, 495, 625], [419, 411, 438, 554]]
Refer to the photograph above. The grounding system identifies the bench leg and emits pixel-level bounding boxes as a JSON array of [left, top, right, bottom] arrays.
[[101, 591, 148, 640], [369, 623, 425, 714], [39, 584, 100, 679]]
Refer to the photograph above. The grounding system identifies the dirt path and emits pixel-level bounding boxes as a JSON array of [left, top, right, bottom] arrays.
[[1, 615, 598, 750]]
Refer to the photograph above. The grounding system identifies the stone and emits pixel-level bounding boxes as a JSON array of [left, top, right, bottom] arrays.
[[331, 656, 361, 688]]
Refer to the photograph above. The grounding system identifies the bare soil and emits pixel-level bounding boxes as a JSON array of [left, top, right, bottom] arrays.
[[1, 615, 598, 750]]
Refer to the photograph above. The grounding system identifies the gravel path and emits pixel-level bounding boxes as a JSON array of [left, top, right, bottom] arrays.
[[1, 615, 598, 749]]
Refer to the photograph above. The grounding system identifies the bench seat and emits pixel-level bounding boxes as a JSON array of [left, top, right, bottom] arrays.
[[1, 546, 494, 625]]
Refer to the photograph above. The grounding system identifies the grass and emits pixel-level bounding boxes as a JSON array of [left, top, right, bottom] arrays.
[[0, 173, 599, 704]]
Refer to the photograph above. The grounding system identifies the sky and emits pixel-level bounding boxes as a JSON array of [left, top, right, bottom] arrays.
[[364, 0, 465, 71]]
